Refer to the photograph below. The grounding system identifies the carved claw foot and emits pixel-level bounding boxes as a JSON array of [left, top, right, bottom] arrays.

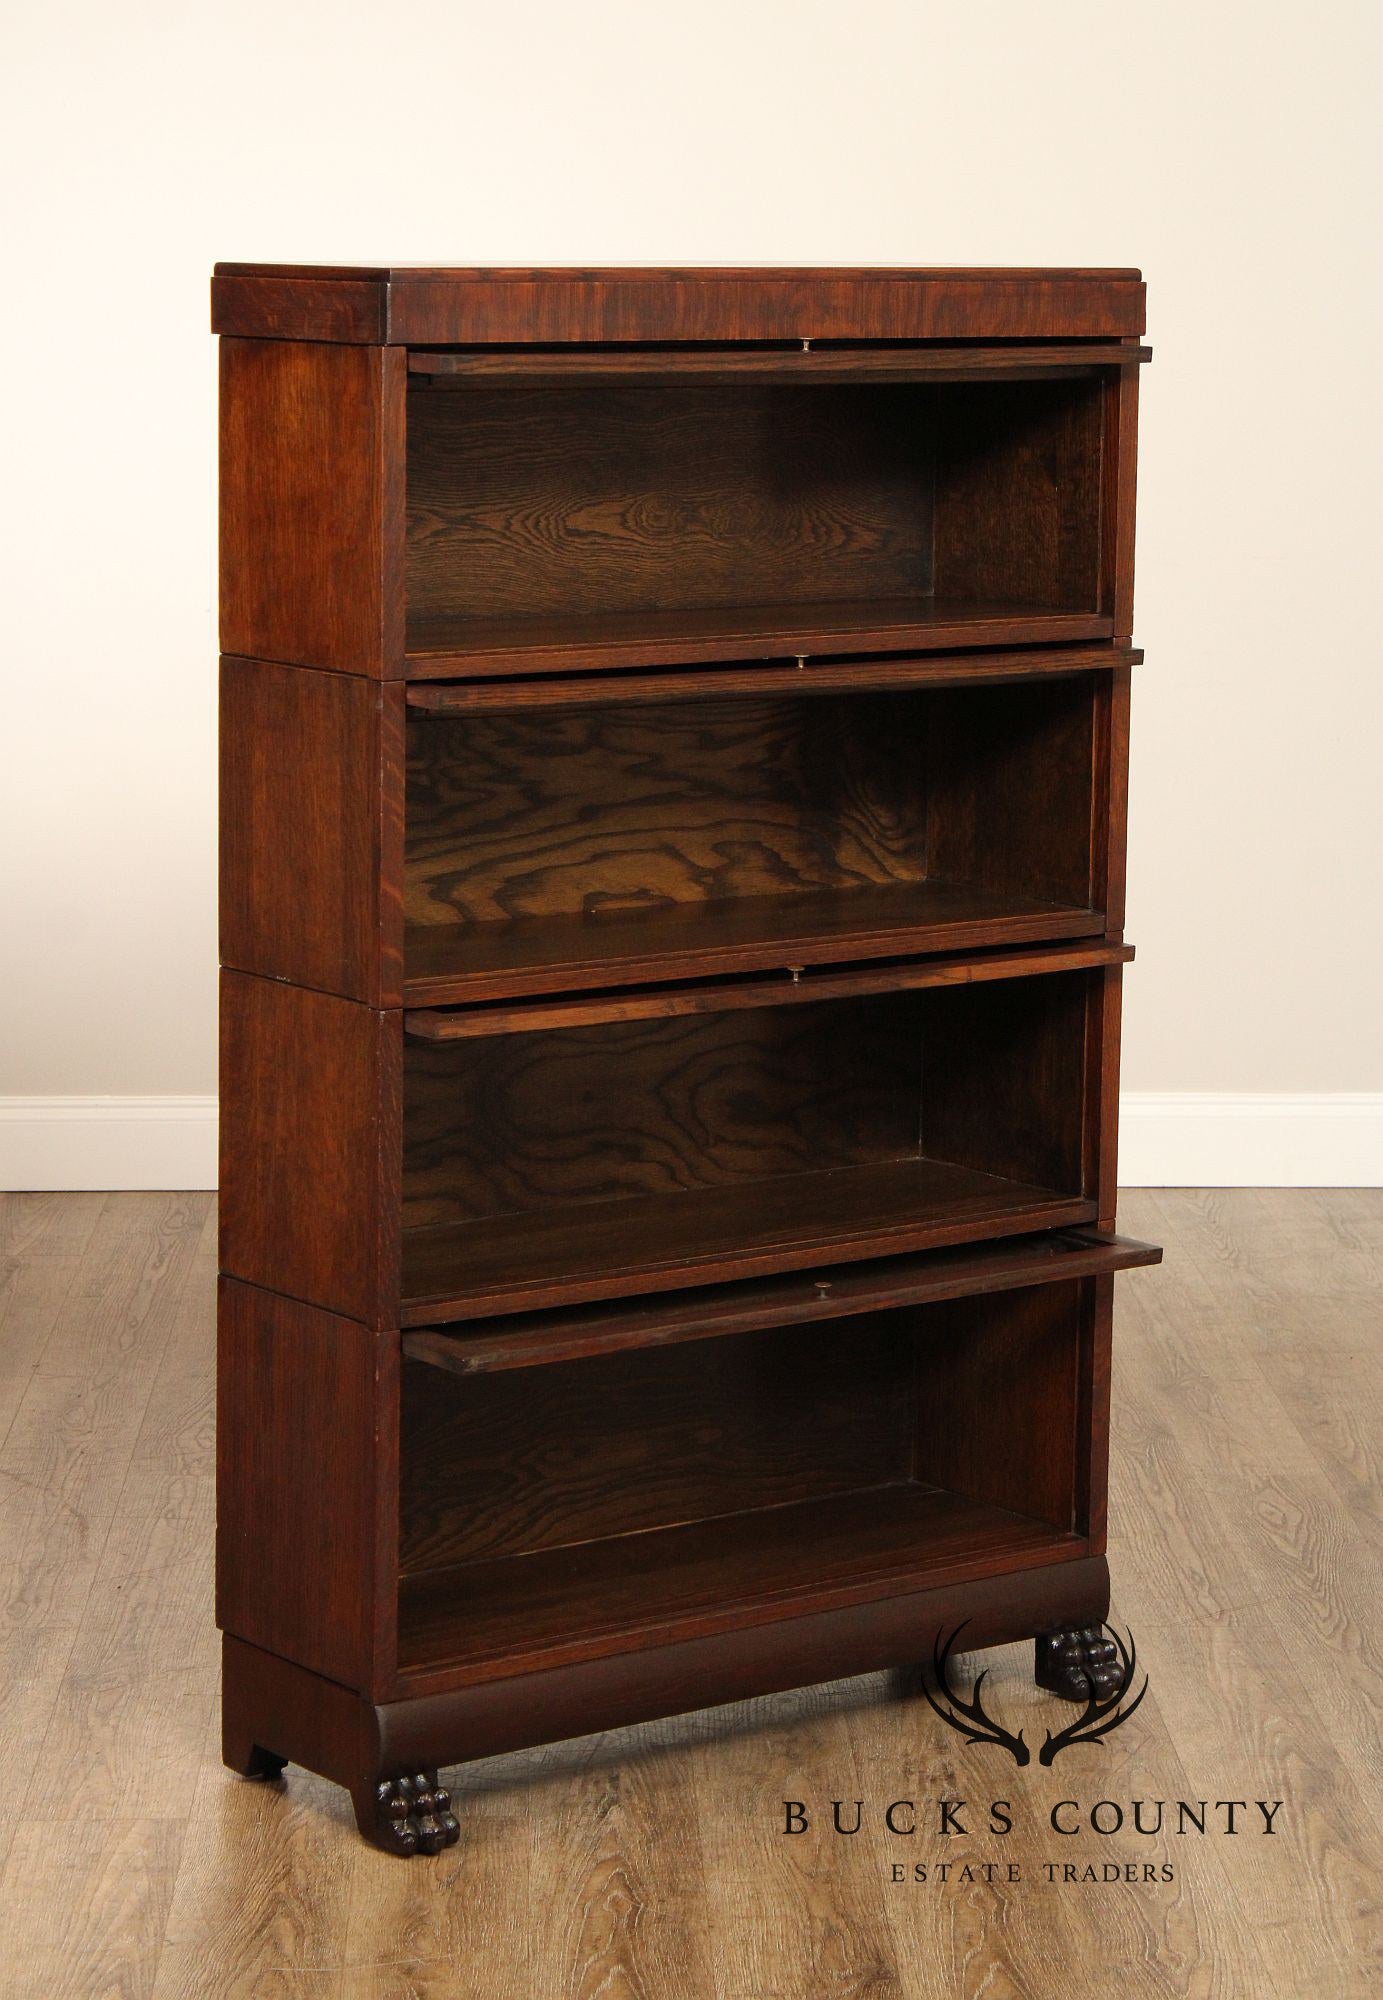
[[1036, 1625, 1122, 1703], [370, 1772, 460, 1857]]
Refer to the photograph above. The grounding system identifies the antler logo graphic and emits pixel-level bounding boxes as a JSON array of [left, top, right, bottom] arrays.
[[920, 1625, 1032, 1765], [921, 1623, 1148, 1766]]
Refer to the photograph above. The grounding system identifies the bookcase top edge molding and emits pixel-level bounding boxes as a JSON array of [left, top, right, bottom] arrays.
[[211, 262, 1147, 345]]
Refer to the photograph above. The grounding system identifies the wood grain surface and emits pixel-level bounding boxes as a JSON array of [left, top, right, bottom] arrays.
[[406, 692, 931, 929], [403, 597, 1116, 677], [220, 660, 406, 1004], [403, 642, 1141, 713], [402, 996, 923, 1230], [402, 941, 1134, 1042], [1, 1190, 1376, 1996], [398, 1317, 919, 1571], [402, 879, 1104, 1007], [407, 383, 937, 626], [403, 675, 1104, 1002], [406, 343, 1152, 385], [399, 1161, 1098, 1322], [210, 265, 1148, 345], [219, 340, 405, 676], [404, 376, 1104, 672]]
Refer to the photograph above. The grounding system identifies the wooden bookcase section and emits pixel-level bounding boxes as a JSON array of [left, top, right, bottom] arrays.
[[404, 668, 1117, 1003], [215, 265, 1158, 1858], [404, 371, 1112, 675]]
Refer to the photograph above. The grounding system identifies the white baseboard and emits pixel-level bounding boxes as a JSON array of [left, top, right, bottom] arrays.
[[0, 1096, 219, 1191], [0, 1093, 1379, 1193], [1117, 1092, 1383, 1188]]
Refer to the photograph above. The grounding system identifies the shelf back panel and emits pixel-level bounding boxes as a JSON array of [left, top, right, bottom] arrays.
[[405, 378, 1104, 643], [403, 995, 920, 1231], [407, 383, 936, 625], [400, 1316, 917, 1572]]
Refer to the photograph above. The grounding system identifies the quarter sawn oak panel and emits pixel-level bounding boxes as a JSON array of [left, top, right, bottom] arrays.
[[220, 337, 405, 675]]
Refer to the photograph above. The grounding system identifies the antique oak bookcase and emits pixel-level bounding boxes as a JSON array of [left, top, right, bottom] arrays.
[[215, 265, 1159, 1857]]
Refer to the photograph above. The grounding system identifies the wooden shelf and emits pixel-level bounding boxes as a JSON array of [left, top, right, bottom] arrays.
[[400, 1157, 1097, 1324], [405, 599, 1116, 680], [407, 342, 1152, 386], [405, 1230, 1161, 1377], [405, 941, 1134, 1041], [404, 881, 1104, 1007], [407, 644, 1139, 713], [397, 1482, 1086, 1685]]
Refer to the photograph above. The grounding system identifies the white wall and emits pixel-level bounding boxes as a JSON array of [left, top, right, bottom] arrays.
[[2, 0, 1380, 1185]]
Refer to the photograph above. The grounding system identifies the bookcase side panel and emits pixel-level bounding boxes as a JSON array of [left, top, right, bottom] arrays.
[[911, 1279, 1084, 1532], [1101, 355, 1142, 636], [217, 1277, 399, 1691], [1075, 1275, 1115, 1549], [1090, 659, 1132, 938], [219, 337, 406, 675], [221, 658, 405, 1005], [220, 970, 402, 1327], [1085, 964, 1124, 1231]]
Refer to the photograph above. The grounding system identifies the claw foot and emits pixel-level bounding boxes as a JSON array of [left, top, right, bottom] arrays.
[[1036, 1625, 1122, 1703], [372, 1771, 460, 1857]]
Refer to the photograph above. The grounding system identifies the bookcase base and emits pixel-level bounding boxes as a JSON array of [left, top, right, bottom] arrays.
[[222, 1553, 1109, 1856]]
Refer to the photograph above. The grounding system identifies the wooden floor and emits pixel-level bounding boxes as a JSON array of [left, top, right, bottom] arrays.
[[0, 1191, 1378, 1998]]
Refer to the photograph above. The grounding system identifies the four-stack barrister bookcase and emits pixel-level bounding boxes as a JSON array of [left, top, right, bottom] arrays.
[[215, 264, 1160, 1856]]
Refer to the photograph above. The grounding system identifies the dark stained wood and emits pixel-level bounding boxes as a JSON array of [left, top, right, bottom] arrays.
[[1091, 656, 1133, 937], [405, 601, 1116, 677], [215, 260, 1152, 1857], [403, 674, 1110, 1002], [401, 1164, 1097, 1324], [924, 675, 1102, 915], [923, 967, 1094, 1198], [913, 1279, 1084, 1531], [1102, 341, 1143, 634], [1076, 1275, 1115, 1548], [406, 383, 939, 628], [219, 657, 405, 1003], [218, 971, 402, 1326], [406, 688, 931, 925], [401, 1231, 1161, 1377], [398, 1486, 1088, 1682], [1087, 964, 1126, 1232], [217, 1278, 398, 1691], [211, 272, 386, 343], [404, 941, 1136, 1041], [219, 337, 406, 675], [405, 375, 1105, 672], [400, 1319, 919, 1570], [212, 264, 1146, 345], [408, 343, 1152, 383], [405, 642, 1142, 712], [222, 1546, 1109, 1795], [398, 969, 1112, 1318], [403, 995, 923, 1230], [383, 1529, 1088, 1770], [933, 376, 1104, 611], [404, 883, 1104, 1007]]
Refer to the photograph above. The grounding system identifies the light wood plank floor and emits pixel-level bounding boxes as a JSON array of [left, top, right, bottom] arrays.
[[0, 1192, 1378, 1998]]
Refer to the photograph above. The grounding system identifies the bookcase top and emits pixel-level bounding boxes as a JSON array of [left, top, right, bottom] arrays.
[[211, 264, 1146, 346]]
